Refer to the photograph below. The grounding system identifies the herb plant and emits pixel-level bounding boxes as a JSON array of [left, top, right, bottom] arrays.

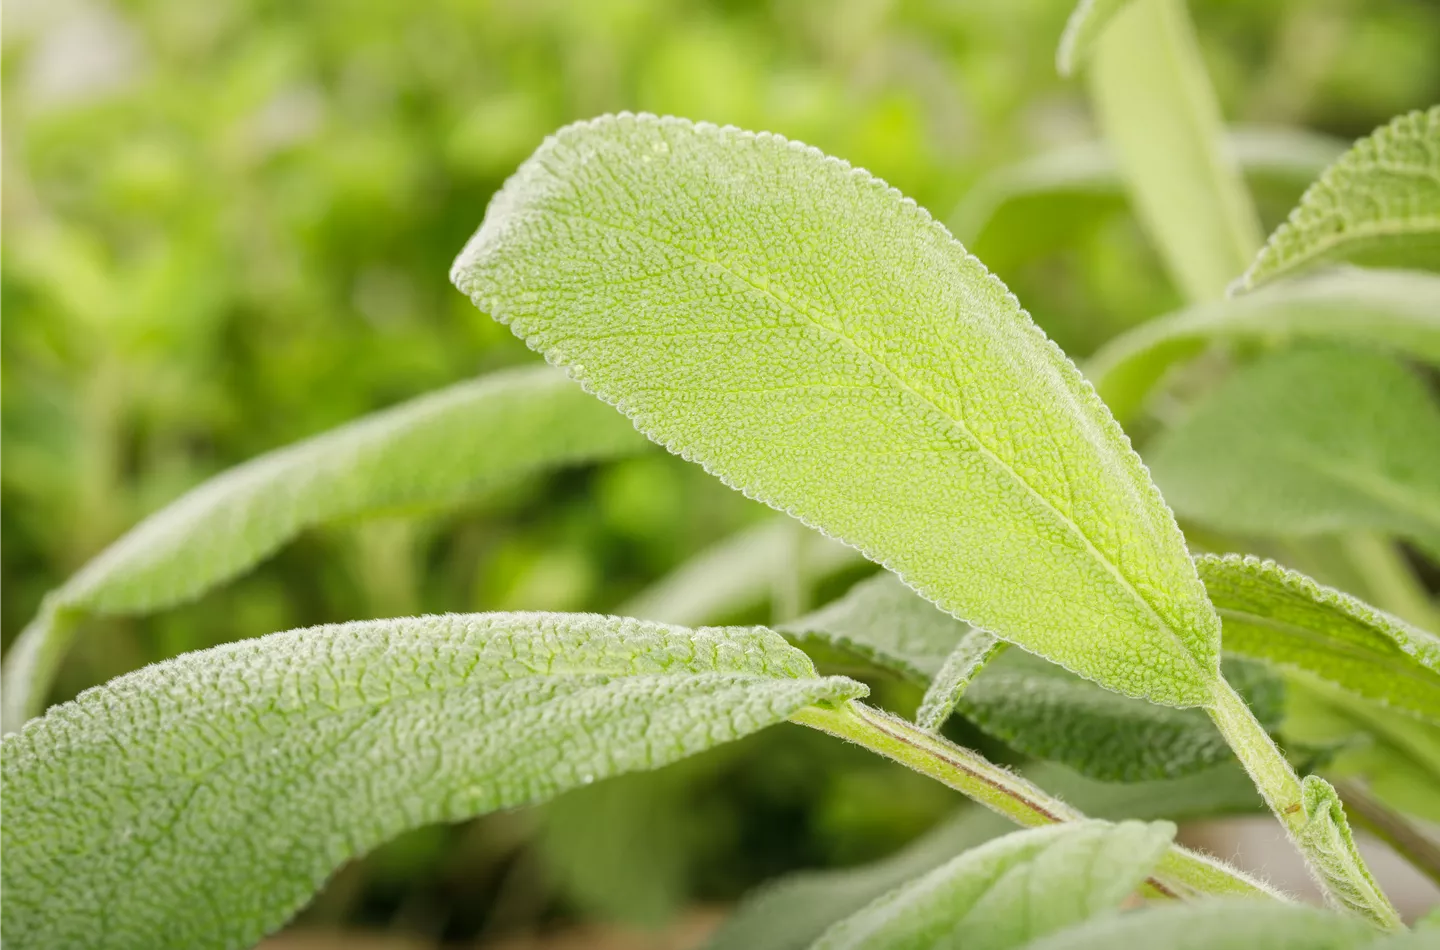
[[4, 1, 1439, 948]]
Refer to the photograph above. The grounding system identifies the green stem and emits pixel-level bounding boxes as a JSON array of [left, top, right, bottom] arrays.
[[792, 700, 1281, 902], [1207, 678, 1403, 930]]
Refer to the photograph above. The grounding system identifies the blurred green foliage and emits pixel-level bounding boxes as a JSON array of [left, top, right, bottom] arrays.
[[4, 0, 1438, 943]]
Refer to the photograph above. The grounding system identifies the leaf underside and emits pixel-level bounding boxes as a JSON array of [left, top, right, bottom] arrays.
[[0, 613, 863, 950], [2, 365, 648, 730], [453, 112, 1220, 706], [1238, 106, 1440, 291]]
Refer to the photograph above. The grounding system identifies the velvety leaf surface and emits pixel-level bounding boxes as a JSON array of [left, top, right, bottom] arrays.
[[1147, 346, 1440, 559], [1198, 554, 1440, 723], [2, 365, 647, 729], [1020, 901, 1383, 950], [1088, 268, 1440, 422], [1238, 107, 1440, 291], [810, 820, 1175, 950], [453, 113, 1222, 707], [915, 630, 1006, 733], [0, 613, 863, 950]]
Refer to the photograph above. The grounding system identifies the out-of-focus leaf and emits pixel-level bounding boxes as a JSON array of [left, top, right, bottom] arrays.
[[1147, 346, 1440, 560], [1088, 269, 1440, 422], [1020, 901, 1382, 950], [707, 761, 1261, 950], [2, 366, 649, 730], [1086, 0, 1262, 301], [0, 613, 865, 950], [1238, 107, 1440, 291], [453, 113, 1222, 707], [1197, 554, 1440, 723], [783, 574, 1284, 782], [620, 517, 863, 626], [811, 820, 1175, 950], [1057, 0, 1138, 77]]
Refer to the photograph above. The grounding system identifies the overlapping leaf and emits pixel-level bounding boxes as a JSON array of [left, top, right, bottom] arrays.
[[0, 612, 863, 950], [452, 113, 1222, 707], [1238, 106, 1440, 291], [1088, 269, 1440, 422], [811, 821, 1175, 950], [1021, 901, 1387, 950], [2, 365, 648, 729], [1198, 554, 1440, 723], [1147, 346, 1440, 560]]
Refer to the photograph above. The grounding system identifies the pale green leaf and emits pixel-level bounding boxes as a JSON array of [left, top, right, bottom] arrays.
[[620, 517, 864, 626], [1147, 346, 1440, 559], [1197, 554, 1440, 723], [1296, 775, 1396, 923], [1238, 107, 1440, 292], [1086, 0, 1262, 302], [0, 613, 863, 950], [2, 365, 648, 730], [915, 631, 1005, 733], [1020, 901, 1381, 950], [1057, 0, 1135, 76], [951, 127, 1343, 273], [783, 574, 1281, 782], [452, 112, 1222, 707], [708, 762, 1261, 950], [1088, 268, 1440, 422], [811, 820, 1175, 950]]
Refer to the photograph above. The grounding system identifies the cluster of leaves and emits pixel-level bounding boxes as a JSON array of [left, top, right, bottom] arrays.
[[4, 0, 1440, 948]]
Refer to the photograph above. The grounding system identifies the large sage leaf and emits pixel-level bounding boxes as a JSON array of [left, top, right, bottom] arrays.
[[811, 820, 1175, 950], [1086, 0, 1262, 302], [2, 365, 648, 730], [782, 574, 1281, 782], [1021, 901, 1385, 950], [1238, 106, 1440, 291], [1088, 268, 1440, 422], [0, 613, 863, 950], [452, 113, 1221, 707], [708, 761, 1260, 950], [1147, 346, 1440, 560], [1198, 554, 1440, 723]]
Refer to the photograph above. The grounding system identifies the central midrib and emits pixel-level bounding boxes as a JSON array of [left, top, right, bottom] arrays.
[[534, 203, 1204, 679]]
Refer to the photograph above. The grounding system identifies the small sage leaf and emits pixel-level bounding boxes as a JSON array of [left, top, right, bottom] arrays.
[[810, 820, 1175, 950], [1147, 346, 1440, 560], [915, 631, 1006, 733], [2, 365, 648, 730], [0, 613, 864, 950], [1198, 554, 1440, 723], [453, 113, 1221, 707], [1296, 776, 1399, 925], [1238, 106, 1440, 291]]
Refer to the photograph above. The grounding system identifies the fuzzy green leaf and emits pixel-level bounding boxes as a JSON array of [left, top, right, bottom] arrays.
[[1088, 268, 1440, 422], [1086, 0, 1262, 302], [452, 113, 1222, 707], [783, 574, 1280, 782], [1198, 554, 1440, 723], [0, 613, 863, 950], [1238, 107, 1440, 291], [1296, 776, 1398, 925], [811, 820, 1175, 950], [1021, 901, 1384, 950], [1147, 346, 1440, 560], [708, 762, 1261, 950], [2, 365, 648, 730], [1056, 0, 1136, 77], [915, 631, 1006, 733]]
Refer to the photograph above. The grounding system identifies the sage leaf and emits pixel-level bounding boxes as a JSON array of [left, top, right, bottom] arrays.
[[810, 820, 1175, 950], [2, 365, 648, 730], [915, 631, 1006, 733], [452, 113, 1222, 707], [1147, 346, 1440, 560], [709, 761, 1260, 950], [1198, 554, 1440, 723], [1295, 775, 1397, 924], [1057, 0, 1138, 77], [1086, 0, 1262, 302], [1088, 268, 1440, 422], [0, 613, 864, 950], [1020, 901, 1383, 950], [1238, 107, 1440, 292], [783, 574, 1282, 782]]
